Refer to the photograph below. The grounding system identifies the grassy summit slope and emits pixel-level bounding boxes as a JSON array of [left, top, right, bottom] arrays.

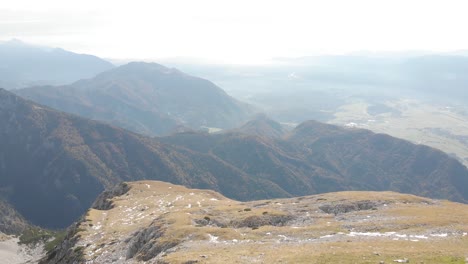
[[43, 181, 468, 264]]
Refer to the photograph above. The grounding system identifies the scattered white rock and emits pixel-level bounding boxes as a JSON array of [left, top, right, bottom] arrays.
[[208, 234, 219, 243], [277, 235, 291, 241], [348, 232, 384, 237], [0, 237, 45, 264], [344, 232, 429, 242], [430, 233, 448, 237]]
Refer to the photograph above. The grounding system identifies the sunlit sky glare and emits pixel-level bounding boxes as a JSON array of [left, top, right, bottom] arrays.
[[1, 0, 468, 64]]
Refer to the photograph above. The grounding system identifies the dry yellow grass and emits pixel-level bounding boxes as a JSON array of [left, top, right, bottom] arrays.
[[0, 232, 8, 242], [74, 181, 468, 263]]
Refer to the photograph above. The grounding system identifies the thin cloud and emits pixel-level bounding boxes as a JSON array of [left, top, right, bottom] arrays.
[[1, 0, 468, 63]]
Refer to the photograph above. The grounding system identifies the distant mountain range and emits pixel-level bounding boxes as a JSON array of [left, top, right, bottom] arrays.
[[16, 62, 254, 136], [0, 89, 278, 229], [284, 54, 468, 101], [0, 39, 114, 89], [1, 89, 467, 231], [161, 117, 468, 202]]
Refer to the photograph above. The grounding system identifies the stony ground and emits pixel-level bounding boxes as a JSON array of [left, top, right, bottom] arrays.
[[65, 181, 468, 264], [0, 233, 45, 264]]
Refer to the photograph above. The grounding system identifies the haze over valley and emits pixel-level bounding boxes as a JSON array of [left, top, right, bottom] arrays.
[[162, 54, 468, 169], [1, 1, 468, 263]]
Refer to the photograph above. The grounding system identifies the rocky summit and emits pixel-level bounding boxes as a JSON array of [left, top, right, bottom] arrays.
[[43, 181, 468, 264]]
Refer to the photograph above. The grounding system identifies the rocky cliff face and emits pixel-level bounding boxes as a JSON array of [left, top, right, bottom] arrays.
[[42, 181, 468, 264]]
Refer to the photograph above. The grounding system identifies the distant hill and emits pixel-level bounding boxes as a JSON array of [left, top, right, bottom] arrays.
[[16, 62, 254, 136], [229, 114, 288, 139], [0, 39, 114, 89], [161, 119, 468, 203]]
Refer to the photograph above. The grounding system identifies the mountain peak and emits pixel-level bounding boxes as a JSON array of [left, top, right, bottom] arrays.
[[19, 61, 253, 136], [0, 39, 56, 52], [0, 40, 114, 89], [232, 114, 287, 138], [2, 38, 27, 46], [286, 120, 362, 143], [104, 61, 182, 76]]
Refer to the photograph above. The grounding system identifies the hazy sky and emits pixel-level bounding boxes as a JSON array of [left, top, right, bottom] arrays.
[[1, 0, 468, 64]]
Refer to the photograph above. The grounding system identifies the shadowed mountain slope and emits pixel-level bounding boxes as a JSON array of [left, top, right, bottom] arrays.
[[2, 89, 468, 231], [0, 89, 280, 228], [161, 119, 468, 203]]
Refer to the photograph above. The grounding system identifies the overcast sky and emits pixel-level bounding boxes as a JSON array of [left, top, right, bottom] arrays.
[[1, 0, 468, 64]]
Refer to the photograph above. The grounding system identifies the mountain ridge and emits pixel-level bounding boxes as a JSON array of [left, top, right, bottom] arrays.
[[161, 118, 468, 203], [16, 62, 254, 136], [0, 39, 114, 89], [2, 89, 468, 231], [0, 89, 280, 228]]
